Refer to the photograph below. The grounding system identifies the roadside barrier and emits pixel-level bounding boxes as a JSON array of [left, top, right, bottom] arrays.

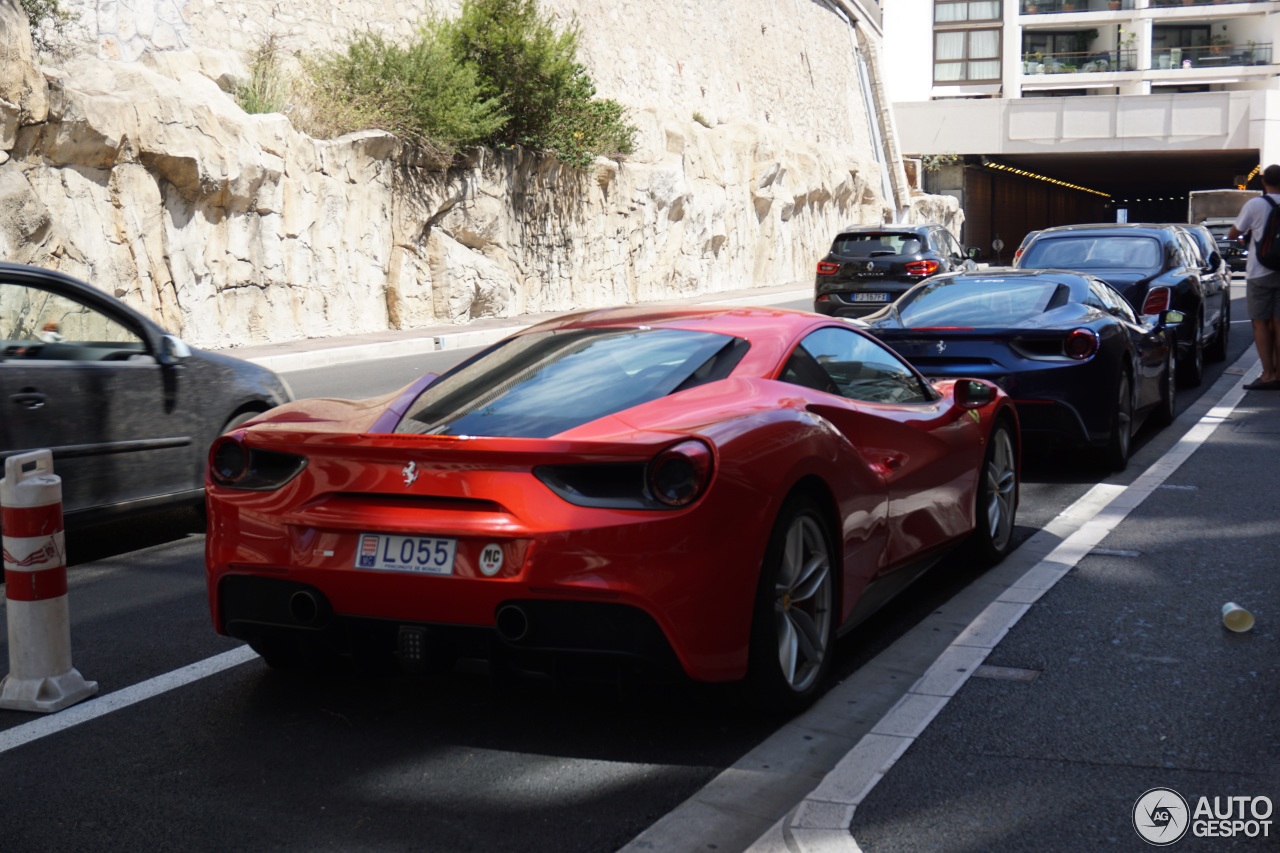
[[0, 450, 97, 713]]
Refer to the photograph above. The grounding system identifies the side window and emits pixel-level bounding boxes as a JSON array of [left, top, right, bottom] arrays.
[[937, 229, 962, 260], [0, 281, 146, 361], [780, 327, 933, 404], [1084, 281, 1110, 313], [1091, 280, 1137, 323]]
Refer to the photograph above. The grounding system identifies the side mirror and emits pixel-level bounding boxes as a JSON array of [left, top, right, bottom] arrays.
[[1207, 250, 1222, 268], [955, 378, 997, 409], [967, 247, 981, 260], [158, 334, 192, 366], [1161, 309, 1185, 327]]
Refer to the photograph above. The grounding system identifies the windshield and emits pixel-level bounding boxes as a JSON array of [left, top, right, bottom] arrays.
[[894, 278, 1070, 328], [1021, 235, 1162, 272], [831, 232, 923, 257], [395, 327, 746, 438]]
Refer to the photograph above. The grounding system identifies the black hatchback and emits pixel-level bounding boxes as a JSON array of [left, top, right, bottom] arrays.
[[813, 224, 975, 318]]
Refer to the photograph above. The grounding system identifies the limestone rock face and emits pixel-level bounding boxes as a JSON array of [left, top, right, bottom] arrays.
[[0, 1, 963, 350], [1, 0, 50, 140]]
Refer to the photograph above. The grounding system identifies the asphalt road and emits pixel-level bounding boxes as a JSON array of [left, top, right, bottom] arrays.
[[0, 287, 1256, 852]]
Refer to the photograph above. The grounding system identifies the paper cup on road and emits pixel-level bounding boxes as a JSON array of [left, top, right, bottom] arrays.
[[1222, 602, 1255, 633]]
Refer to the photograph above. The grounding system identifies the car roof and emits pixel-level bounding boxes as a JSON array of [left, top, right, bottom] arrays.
[[517, 305, 848, 377], [1032, 223, 1176, 238], [944, 267, 1095, 287], [834, 223, 935, 236]]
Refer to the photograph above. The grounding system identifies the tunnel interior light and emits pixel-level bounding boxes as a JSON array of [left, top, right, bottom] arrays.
[[981, 161, 1111, 198]]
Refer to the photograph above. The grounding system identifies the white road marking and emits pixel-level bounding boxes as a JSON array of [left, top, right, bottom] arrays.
[[0, 645, 258, 756]]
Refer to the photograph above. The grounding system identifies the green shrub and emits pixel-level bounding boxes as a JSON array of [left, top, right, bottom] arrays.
[[445, 0, 635, 166], [303, 25, 505, 166], [235, 38, 291, 116], [296, 0, 634, 170]]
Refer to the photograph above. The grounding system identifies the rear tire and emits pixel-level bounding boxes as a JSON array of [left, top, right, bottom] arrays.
[[1152, 346, 1177, 427], [1101, 369, 1133, 472], [1177, 321, 1204, 387], [746, 494, 837, 714], [1205, 300, 1229, 363]]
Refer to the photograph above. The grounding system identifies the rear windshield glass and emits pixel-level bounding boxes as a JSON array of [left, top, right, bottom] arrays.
[[1021, 235, 1161, 271], [894, 278, 1070, 327], [396, 328, 746, 438], [831, 232, 923, 257]]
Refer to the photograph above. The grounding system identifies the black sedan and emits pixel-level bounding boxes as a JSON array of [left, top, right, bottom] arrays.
[[814, 223, 975, 318], [1203, 218, 1247, 272], [1014, 223, 1225, 387], [0, 262, 292, 526], [857, 268, 1178, 470]]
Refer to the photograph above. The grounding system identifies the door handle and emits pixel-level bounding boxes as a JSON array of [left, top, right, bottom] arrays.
[[11, 391, 47, 409]]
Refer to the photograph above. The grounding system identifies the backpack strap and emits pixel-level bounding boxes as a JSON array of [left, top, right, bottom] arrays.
[[1256, 196, 1279, 249]]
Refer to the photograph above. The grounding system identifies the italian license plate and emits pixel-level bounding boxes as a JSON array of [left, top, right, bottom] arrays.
[[355, 533, 457, 575], [853, 292, 889, 302]]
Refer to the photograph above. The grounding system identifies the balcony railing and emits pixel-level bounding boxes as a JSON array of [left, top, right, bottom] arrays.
[[1022, 0, 1269, 12], [1021, 43, 1271, 73], [1022, 0, 1134, 13], [1022, 49, 1139, 73], [1152, 42, 1272, 68]]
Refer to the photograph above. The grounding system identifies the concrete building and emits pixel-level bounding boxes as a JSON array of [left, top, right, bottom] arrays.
[[883, 0, 1280, 258]]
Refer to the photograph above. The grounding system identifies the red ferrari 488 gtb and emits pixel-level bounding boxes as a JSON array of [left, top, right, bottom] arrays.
[[206, 306, 1019, 710]]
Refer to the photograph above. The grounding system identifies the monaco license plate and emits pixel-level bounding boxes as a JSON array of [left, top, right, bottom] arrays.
[[355, 532, 457, 575], [853, 292, 890, 302]]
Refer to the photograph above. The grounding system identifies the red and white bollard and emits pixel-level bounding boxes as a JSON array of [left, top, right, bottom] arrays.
[[0, 449, 97, 712]]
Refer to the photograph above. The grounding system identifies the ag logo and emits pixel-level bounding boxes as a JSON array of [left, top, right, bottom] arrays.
[[1134, 787, 1190, 846]]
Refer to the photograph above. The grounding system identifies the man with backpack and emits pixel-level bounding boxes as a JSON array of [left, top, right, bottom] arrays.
[[1229, 164, 1280, 389]]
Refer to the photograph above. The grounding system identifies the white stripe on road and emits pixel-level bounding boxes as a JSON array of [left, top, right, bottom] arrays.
[[0, 645, 258, 756]]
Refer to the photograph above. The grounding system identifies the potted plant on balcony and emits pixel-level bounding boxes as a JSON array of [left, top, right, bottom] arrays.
[[1244, 39, 1257, 64], [1108, 0, 1121, 9], [1209, 34, 1230, 55], [1119, 30, 1137, 70]]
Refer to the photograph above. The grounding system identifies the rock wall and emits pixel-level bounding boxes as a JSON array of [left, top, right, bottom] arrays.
[[1, 0, 961, 349]]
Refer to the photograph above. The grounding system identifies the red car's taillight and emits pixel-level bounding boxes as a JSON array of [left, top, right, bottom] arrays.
[[1064, 328, 1100, 360], [209, 435, 307, 491], [905, 259, 941, 276], [1142, 286, 1172, 314], [647, 440, 714, 508], [816, 261, 840, 275]]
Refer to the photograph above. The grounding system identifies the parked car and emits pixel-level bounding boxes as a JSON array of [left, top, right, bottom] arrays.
[[1175, 223, 1231, 361], [857, 268, 1179, 471], [1014, 223, 1225, 387], [206, 305, 1019, 711], [1012, 230, 1041, 265], [1202, 216, 1247, 273], [814, 223, 975, 318], [0, 262, 292, 526]]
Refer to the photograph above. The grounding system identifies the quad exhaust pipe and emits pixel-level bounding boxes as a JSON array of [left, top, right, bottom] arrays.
[[289, 590, 323, 626], [495, 604, 530, 643]]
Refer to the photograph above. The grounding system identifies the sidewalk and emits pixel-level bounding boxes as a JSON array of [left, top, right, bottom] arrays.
[[749, 350, 1279, 852]]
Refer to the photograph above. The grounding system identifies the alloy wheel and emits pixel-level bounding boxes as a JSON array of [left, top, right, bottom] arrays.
[[772, 514, 834, 693]]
